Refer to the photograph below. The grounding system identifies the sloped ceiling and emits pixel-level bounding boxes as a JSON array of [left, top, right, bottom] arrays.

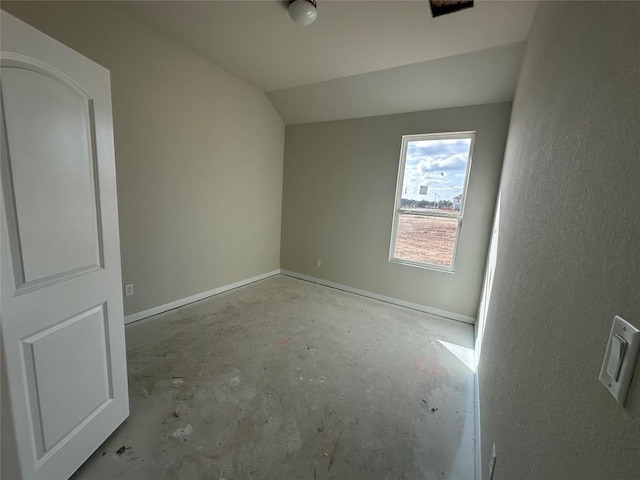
[[268, 42, 525, 124], [113, 1, 538, 123]]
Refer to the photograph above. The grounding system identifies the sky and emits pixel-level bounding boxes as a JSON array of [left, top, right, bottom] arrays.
[[402, 137, 472, 202]]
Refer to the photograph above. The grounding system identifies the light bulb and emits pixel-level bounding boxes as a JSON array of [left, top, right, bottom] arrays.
[[288, 0, 317, 26]]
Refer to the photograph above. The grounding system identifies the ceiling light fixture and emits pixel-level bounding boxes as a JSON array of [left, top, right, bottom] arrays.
[[288, 0, 317, 26]]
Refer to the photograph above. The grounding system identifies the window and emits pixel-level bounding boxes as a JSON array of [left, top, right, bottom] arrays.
[[389, 132, 475, 271]]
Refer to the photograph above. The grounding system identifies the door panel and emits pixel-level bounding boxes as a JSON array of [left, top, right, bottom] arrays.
[[1, 11, 129, 480], [24, 304, 111, 454], [2, 63, 102, 287]]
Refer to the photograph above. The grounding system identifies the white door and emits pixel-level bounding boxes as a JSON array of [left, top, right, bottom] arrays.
[[0, 11, 129, 480]]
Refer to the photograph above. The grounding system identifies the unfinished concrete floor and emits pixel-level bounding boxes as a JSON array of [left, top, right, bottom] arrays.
[[72, 275, 475, 480]]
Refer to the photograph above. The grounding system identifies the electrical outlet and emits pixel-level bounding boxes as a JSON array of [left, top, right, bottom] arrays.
[[125, 284, 134, 296], [488, 443, 497, 480], [315, 258, 321, 267]]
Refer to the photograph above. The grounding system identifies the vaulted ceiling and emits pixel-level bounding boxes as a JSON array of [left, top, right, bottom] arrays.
[[113, 1, 539, 123]]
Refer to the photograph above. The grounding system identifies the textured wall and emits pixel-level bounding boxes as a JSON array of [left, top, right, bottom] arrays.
[[477, 2, 640, 479], [2, 2, 284, 317], [281, 103, 511, 320]]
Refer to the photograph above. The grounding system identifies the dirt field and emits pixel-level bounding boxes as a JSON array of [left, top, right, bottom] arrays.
[[394, 213, 458, 266]]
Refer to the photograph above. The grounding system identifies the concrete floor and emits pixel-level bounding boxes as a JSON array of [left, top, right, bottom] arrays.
[[72, 275, 475, 480]]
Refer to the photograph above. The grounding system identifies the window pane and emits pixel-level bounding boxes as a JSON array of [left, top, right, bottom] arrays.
[[401, 138, 471, 214], [394, 214, 458, 267]]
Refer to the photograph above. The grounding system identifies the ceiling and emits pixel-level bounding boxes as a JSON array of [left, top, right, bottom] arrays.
[[113, 1, 539, 123], [268, 41, 525, 124]]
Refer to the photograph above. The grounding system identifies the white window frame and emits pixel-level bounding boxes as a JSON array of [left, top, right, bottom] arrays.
[[389, 131, 475, 272]]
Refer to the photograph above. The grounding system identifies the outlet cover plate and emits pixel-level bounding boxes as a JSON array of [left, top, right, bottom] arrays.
[[599, 315, 640, 406]]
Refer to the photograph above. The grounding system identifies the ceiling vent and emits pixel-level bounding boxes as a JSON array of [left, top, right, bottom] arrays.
[[429, 0, 474, 18]]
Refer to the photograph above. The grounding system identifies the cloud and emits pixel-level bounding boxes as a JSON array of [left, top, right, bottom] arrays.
[[401, 138, 471, 201], [407, 138, 470, 161], [417, 153, 467, 173]]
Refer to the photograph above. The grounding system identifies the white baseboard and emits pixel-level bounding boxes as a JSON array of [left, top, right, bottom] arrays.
[[474, 321, 482, 480], [475, 372, 482, 479], [124, 269, 281, 324], [280, 270, 476, 325], [125, 268, 476, 326]]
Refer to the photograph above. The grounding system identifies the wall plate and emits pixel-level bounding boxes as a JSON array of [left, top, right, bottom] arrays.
[[599, 315, 640, 406]]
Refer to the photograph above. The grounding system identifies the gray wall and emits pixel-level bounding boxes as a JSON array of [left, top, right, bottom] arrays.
[[281, 103, 511, 320], [1, 1, 284, 317], [477, 2, 640, 479]]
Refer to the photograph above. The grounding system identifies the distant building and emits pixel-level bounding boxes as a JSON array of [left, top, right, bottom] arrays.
[[453, 194, 463, 211]]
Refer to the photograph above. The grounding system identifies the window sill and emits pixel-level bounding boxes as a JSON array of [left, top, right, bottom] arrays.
[[389, 257, 456, 274]]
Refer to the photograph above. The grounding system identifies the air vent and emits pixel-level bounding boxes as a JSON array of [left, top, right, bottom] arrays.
[[429, 0, 474, 18]]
